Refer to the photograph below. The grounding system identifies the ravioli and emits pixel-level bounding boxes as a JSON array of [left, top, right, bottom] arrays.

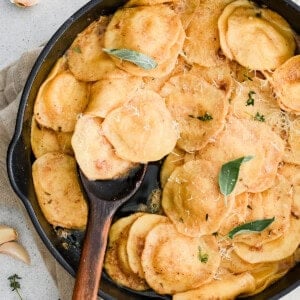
[[231, 176, 292, 246], [173, 272, 256, 300], [31, 117, 73, 158], [104, 213, 149, 290], [162, 159, 234, 237], [102, 90, 178, 163], [160, 148, 195, 188], [284, 118, 300, 165], [32, 152, 87, 229], [141, 222, 221, 294], [67, 17, 118, 81], [71, 115, 135, 180], [234, 217, 300, 264], [272, 55, 300, 114], [200, 117, 284, 194], [127, 214, 167, 278], [34, 67, 89, 132], [183, 0, 232, 67], [85, 75, 143, 118], [104, 5, 185, 77], [230, 77, 284, 135], [218, 0, 295, 70], [245, 256, 295, 296], [161, 73, 229, 151]]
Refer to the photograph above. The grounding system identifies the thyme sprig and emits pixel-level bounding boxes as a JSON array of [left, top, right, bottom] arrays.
[[8, 274, 22, 300]]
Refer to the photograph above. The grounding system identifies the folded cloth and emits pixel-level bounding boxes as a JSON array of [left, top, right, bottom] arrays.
[[0, 48, 75, 300]]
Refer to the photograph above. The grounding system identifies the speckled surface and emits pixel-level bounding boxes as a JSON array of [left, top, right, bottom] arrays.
[[0, 0, 300, 300], [0, 0, 88, 69]]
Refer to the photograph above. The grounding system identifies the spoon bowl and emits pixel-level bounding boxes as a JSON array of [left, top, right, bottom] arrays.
[[72, 164, 147, 300]]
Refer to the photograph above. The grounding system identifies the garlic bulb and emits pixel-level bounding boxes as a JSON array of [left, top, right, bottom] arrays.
[[10, 0, 39, 7]]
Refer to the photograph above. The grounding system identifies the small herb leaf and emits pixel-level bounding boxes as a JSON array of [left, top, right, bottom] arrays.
[[72, 46, 81, 53], [228, 217, 275, 239], [218, 156, 254, 196], [246, 90, 256, 106], [198, 247, 209, 263], [254, 112, 265, 122], [188, 112, 213, 121], [103, 48, 157, 70]]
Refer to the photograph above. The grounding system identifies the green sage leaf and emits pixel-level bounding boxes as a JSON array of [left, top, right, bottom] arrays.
[[218, 156, 254, 196], [103, 48, 157, 70], [228, 217, 275, 239]]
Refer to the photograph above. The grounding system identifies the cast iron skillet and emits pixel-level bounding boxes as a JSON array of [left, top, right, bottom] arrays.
[[6, 0, 300, 299]]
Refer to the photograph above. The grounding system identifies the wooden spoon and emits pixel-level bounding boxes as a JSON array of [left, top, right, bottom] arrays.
[[72, 164, 147, 300]]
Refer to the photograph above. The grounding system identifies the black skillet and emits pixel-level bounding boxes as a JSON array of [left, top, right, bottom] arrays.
[[6, 0, 300, 299]]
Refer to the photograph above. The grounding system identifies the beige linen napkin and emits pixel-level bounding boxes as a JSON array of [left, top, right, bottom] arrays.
[[0, 48, 75, 300]]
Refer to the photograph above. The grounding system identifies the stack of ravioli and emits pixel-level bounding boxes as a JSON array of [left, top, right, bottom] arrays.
[[31, 0, 300, 298]]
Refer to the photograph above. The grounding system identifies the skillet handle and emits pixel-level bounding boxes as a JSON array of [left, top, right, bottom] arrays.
[[72, 199, 115, 300], [7, 136, 32, 202]]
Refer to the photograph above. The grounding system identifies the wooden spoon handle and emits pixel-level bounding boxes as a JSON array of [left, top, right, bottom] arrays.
[[72, 200, 115, 300]]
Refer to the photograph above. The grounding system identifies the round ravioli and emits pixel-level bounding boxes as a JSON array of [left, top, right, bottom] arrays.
[[160, 148, 196, 188], [161, 73, 229, 152], [67, 17, 118, 81], [31, 117, 73, 158], [32, 152, 87, 229], [34, 69, 89, 132], [231, 78, 284, 135], [231, 176, 292, 247], [284, 118, 300, 165], [127, 214, 168, 278], [179, 0, 200, 29], [245, 256, 295, 296], [279, 163, 300, 218], [104, 213, 149, 291], [71, 115, 135, 180], [189, 63, 233, 98], [183, 0, 232, 67], [200, 117, 284, 194], [173, 272, 256, 300], [85, 76, 143, 118], [218, 0, 295, 70], [102, 90, 178, 163], [272, 55, 300, 114], [104, 5, 184, 77], [234, 216, 300, 264], [141, 222, 220, 294], [219, 243, 261, 274], [162, 159, 234, 237]]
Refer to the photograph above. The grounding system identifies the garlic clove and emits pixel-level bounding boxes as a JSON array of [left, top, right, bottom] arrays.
[[0, 225, 18, 245], [10, 0, 39, 7], [0, 241, 31, 265]]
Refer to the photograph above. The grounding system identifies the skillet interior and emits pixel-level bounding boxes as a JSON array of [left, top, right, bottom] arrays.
[[6, 0, 300, 299]]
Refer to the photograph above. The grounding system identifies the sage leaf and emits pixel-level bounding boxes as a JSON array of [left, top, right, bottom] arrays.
[[103, 48, 157, 70], [218, 156, 254, 196], [228, 217, 275, 239]]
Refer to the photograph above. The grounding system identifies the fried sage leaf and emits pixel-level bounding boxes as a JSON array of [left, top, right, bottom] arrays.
[[228, 217, 275, 239], [103, 48, 157, 70], [218, 156, 254, 196]]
